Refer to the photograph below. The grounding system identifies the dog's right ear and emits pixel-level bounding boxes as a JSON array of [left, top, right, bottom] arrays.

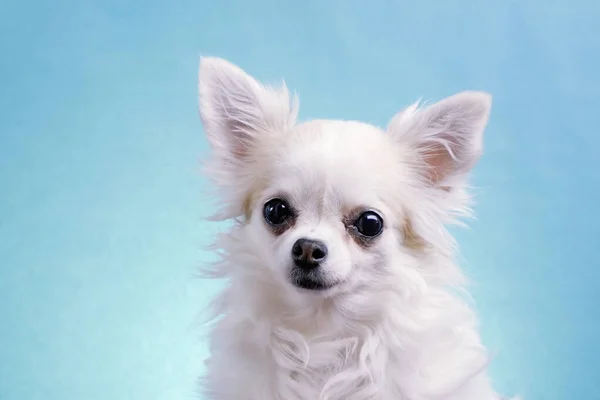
[[198, 57, 297, 163]]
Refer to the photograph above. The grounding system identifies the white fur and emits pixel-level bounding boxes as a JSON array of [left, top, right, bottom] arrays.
[[197, 57, 514, 400]]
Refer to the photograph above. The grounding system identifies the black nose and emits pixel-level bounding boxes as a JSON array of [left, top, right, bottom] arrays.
[[291, 238, 328, 269]]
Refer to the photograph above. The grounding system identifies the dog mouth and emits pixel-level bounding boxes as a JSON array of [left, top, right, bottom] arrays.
[[288, 268, 337, 291]]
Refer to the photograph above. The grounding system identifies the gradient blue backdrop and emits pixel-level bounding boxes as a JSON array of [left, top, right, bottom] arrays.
[[1, 0, 599, 399]]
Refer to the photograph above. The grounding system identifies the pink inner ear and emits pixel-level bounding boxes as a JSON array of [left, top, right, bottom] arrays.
[[230, 139, 248, 160], [225, 117, 258, 160], [423, 144, 454, 185]]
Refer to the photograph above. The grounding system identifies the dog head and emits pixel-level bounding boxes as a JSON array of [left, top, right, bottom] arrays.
[[198, 57, 491, 300]]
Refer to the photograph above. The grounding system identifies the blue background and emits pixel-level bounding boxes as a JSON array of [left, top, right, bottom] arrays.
[[1, 1, 599, 399]]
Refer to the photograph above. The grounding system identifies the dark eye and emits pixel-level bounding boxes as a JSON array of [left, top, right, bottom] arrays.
[[354, 211, 384, 237], [263, 198, 292, 225]]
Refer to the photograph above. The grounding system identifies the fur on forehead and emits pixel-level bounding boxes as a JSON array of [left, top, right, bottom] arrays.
[[198, 57, 492, 249], [267, 120, 414, 203]]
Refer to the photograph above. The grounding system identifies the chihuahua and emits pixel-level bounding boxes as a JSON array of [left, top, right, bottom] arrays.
[[197, 57, 513, 400]]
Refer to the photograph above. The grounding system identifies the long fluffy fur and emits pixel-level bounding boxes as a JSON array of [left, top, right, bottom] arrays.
[[197, 57, 516, 400]]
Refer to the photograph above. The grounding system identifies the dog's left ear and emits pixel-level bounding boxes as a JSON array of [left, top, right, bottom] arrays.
[[387, 91, 492, 188], [198, 57, 297, 163]]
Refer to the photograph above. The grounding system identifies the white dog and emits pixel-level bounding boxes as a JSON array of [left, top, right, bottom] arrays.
[[197, 57, 513, 400]]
